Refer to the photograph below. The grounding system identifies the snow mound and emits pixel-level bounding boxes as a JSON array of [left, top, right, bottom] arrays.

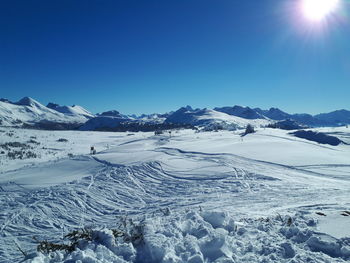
[[27, 211, 350, 263]]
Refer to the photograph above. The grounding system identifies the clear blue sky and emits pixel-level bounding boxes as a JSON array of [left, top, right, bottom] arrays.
[[1, 0, 349, 115]]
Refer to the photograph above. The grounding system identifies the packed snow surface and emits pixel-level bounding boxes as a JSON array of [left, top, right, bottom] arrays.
[[0, 127, 349, 262]]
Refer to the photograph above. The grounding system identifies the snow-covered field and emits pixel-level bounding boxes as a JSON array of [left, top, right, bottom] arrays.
[[0, 127, 349, 262]]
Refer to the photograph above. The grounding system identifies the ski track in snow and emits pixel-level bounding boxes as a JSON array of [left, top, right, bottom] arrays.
[[0, 128, 349, 262]]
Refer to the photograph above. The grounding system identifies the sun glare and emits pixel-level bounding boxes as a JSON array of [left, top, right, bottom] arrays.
[[302, 0, 340, 21]]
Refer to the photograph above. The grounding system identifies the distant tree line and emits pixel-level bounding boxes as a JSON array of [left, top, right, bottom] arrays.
[[94, 122, 195, 132], [22, 121, 82, 130]]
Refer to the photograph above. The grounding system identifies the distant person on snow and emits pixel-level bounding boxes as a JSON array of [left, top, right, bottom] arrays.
[[90, 146, 96, 155]]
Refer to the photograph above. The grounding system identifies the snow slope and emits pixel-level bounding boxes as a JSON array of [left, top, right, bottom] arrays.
[[0, 127, 349, 262]]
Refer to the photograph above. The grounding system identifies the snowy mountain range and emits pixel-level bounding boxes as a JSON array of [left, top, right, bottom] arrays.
[[214, 105, 350, 127], [0, 97, 349, 130], [164, 106, 269, 130], [0, 97, 94, 129]]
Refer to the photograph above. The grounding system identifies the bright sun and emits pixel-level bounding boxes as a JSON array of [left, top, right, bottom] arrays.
[[302, 0, 340, 21]]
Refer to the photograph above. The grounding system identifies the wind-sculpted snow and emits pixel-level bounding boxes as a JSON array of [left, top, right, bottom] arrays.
[[0, 127, 349, 262]]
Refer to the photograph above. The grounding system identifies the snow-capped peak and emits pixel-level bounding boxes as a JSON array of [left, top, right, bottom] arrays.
[[98, 110, 122, 117], [47, 103, 95, 119], [165, 107, 270, 129], [16, 97, 45, 108]]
